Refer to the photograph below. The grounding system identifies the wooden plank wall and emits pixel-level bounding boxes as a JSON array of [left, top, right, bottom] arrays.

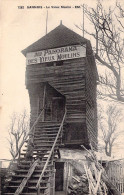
[[50, 59, 86, 124], [26, 58, 86, 124], [26, 56, 97, 147], [85, 55, 98, 150]]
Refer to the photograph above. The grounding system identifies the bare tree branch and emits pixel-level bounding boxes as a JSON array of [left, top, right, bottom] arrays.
[[7, 109, 29, 158], [98, 104, 123, 156], [77, 1, 124, 102]]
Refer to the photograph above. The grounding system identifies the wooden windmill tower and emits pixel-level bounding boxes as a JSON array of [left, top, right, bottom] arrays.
[[4, 23, 98, 195]]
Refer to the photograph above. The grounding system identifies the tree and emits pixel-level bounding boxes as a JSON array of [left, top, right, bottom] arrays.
[[98, 104, 123, 156], [7, 109, 29, 159], [76, 0, 124, 102]]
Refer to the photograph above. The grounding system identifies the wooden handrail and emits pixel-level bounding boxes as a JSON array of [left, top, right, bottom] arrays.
[[14, 159, 39, 195], [8, 108, 45, 168], [36, 108, 67, 190]]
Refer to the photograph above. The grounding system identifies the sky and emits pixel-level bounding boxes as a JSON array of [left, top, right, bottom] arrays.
[[0, 0, 124, 166]]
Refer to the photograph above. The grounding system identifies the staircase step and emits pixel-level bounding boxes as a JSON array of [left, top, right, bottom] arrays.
[[9, 179, 50, 185], [34, 136, 58, 140], [19, 157, 37, 161], [31, 174, 51, 178], [34, 144, 59, 147], [35, 127, 59, 129], [34, 132, 58, 135], [33, 138, 61, 142], [32, 148, 58, 155], [12, 174, 51, 178], [34, 133, 58, 136], [18, 161, 32, 165], [35, 129, 59, 133], [35, 130, 59, 133], [34, 134, 59, 138], [5, 185, 48, 189], [23, 147, 51, 151], [18, 161, 53, 168], [28, 186, 47, 190], [28, 180, 49, 184], [21, 151, 59, 156], [15, 168, 52, 174], [34, 136, 57, 140], [35, 126, 59, 130], [23, 147, 58, 152], [17, 166, 53, 171], [36, 123, 60, 128], [4, 193, 41, 195], [22, 149, 51, 153], [34, 140, 56, 143], [35, 131, 59, 135], [21, 151, 49, 155], [34, 142, 60, 146]]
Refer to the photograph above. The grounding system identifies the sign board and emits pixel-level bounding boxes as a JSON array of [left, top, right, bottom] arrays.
[[26, 44, 86, 65]]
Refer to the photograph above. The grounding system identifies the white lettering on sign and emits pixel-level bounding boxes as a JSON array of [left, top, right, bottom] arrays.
[[26, 44, 86, 65]]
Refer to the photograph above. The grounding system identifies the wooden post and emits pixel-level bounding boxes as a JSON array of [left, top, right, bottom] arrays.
[[46, 10, 48, 35], [0, 166, 1, 195], [66, 162, 69, 195], [42, 84, 46, 122], [50, 168, 56, 195], [60, 126, 63, 144], [37, 185, 40, 195], [82, 4, 84, 37], [47, 176, 51, 195]]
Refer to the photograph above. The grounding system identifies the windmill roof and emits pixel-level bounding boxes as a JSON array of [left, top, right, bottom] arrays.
[[22, 24, 90, 56]]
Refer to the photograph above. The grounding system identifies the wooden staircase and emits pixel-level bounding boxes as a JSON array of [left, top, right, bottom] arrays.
[[3, 111, 66, 195]]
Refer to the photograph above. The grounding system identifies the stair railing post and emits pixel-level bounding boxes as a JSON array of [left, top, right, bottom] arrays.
[[49, 160, 56, 195], [37, 184, 40, 195], [42, 84, 46, 122], [60, 125, 63, 144], [52, 168, 56, 195], [48, 174, 51, 195]]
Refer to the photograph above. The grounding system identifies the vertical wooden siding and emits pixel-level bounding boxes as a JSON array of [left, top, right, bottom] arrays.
[[107, 159, 124, 193]]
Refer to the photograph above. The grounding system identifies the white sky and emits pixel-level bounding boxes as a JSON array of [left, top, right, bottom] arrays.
[[0, 0, 124, 164]]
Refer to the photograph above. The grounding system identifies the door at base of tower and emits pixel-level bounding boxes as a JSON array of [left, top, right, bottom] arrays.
[[43, 84, 65, 122], [55, 162, 64, 191], [52, 97, 65, 122]]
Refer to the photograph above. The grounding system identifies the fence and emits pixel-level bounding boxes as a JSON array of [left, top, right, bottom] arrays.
[[106, 159, 124, 194]]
